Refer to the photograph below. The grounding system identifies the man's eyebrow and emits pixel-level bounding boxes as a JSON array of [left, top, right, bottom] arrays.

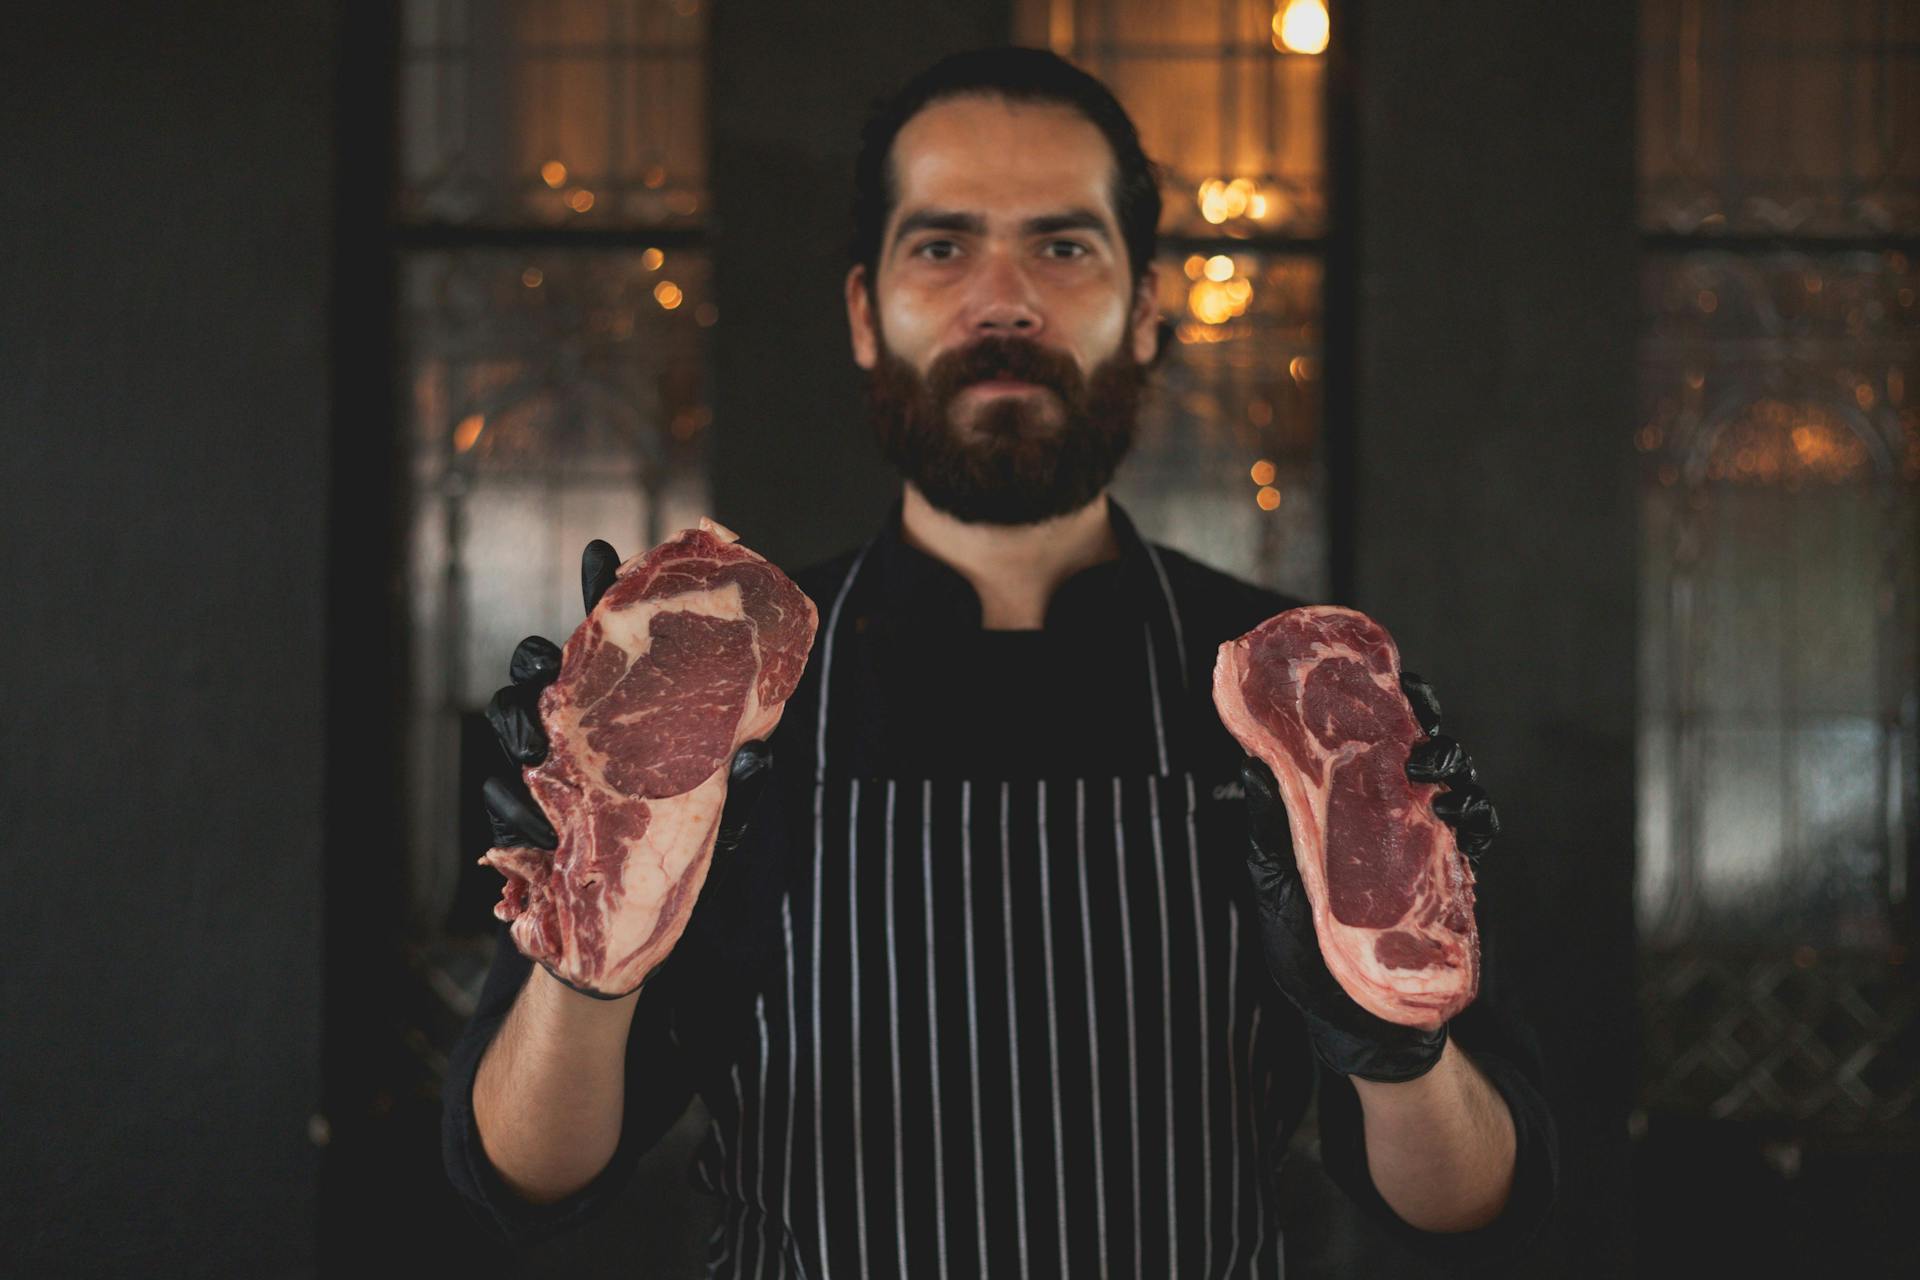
[[1022, 209, 1113, 241], [889, 207, 1115, 251]]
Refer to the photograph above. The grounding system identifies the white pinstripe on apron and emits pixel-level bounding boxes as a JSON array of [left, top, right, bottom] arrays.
[[695, 537, 1287, 1278]]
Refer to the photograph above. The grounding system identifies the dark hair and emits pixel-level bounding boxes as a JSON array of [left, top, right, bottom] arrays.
[[848, 46, 1164, 300]]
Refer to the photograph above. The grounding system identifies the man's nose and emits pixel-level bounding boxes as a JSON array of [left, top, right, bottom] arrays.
[[967, 251, 1043, 337]]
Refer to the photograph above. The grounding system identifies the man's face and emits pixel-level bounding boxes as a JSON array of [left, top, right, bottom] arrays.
[[844, 93, 1161, 526]]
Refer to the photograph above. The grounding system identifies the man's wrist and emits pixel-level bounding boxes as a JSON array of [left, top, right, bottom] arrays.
[[1304, 1009, 1448, 1083], [532, 961, 647, 1013]]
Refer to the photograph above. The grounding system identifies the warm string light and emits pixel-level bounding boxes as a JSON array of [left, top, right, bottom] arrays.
[[535, 161, 694, 219], [1197, 177, 1268, 225], [1187, 274, 1254, 325], [452, 414, 485, 453], [1679, 399, 1878, 486], [1273, 0, 1330, 56], [1174, 322, 1235, 345], [516, 164, 718, 325], [1182, 247, 1257, 324], [1248, 458, 1282, 511]]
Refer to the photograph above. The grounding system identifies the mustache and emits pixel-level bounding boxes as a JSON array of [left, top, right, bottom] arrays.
[[927, 336, 1086, 401], [864, 330, 1147, 526]]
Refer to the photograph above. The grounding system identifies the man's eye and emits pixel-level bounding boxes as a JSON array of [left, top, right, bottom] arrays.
[[1046, 240, 1090, 259], [917, 240, 959, 260]]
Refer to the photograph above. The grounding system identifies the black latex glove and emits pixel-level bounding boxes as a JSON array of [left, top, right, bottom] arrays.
[[480, 538, 777, 1000], [1243, 670, 1501, 1082]]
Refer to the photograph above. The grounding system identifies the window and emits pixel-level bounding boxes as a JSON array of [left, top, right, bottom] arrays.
[[1636, 0, 1919, 1134], [397, 1, 716, 980], [1014, 0, 1334, 599]]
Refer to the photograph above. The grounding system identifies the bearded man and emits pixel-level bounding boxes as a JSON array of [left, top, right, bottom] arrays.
[[446, 46, 1558, 1276]]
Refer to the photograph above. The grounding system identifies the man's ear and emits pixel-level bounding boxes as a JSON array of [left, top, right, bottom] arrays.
[[845, 263, 878, 369], [1129, 261, 1162, 366]]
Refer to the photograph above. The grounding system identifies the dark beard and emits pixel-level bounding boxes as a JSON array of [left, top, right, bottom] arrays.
[[864, 330, 1146, 526]]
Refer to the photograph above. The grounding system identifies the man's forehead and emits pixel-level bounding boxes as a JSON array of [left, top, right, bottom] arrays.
[[886, 95, 1119, 232]]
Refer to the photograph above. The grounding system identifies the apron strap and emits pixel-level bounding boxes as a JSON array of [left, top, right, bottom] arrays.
[[1140, 538, 1190, 685], [1139, 537, 1190, 777], [814, 539, 876, 782]]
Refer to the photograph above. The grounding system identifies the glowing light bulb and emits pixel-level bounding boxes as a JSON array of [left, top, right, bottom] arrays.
[[1250, 459, 1276, 486], [1274, 0, 1330, 55], [653, 281, 683, 310], [1198, 179, 1231, 225], [1256, 486, 1283, 511], [541, 161, 568, 189], [453, 414, 485, 452], [1189, 281, 1237, 326], [1223, 178, 1253, 219]]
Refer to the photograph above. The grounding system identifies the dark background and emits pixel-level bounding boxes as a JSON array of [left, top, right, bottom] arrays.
[[8, 1, 1884, 1276]]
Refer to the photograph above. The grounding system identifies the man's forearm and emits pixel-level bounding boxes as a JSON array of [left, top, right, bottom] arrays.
[[1350, 1037, 1517, 1232], [472, 964, 641, 1205]]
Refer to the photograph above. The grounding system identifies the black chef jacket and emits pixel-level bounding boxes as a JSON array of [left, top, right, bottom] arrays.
[[443, 498, 1559, 1275]]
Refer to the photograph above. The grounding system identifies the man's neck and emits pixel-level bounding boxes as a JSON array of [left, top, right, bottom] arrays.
[[899, 483, 1121, 630]]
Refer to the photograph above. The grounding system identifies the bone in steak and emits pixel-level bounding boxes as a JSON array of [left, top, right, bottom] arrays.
[[481, 519, 818, 996], [1212, 605, 1478, 1028]]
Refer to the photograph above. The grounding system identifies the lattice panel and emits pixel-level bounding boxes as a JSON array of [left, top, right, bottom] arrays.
[[1641, 948, 1920, 1137]]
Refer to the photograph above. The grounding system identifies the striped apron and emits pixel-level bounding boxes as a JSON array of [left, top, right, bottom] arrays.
[[691, 539, 1295, 1278]]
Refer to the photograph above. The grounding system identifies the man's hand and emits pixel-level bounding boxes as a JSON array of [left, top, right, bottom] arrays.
[[479, 538, 776, 1000], [1241, 670, 1500, 1083]]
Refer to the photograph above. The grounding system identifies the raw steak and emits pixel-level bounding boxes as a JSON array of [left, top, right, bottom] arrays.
[[482, 519, 818, 996], [1212, 605, 1478, 1029]]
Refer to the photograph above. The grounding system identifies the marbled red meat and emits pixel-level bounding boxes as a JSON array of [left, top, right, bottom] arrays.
[[1212, 606, 1478, 1029], [481, 519, 818, 996]]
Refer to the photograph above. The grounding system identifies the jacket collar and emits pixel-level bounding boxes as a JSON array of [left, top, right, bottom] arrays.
[[868, 493, 1164, 633]]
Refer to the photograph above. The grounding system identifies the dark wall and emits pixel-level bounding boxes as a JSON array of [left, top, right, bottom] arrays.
[[1346, 2, 1640, 1274], [0, 5, 333, 1277], [706, 0, 1014, 570]]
